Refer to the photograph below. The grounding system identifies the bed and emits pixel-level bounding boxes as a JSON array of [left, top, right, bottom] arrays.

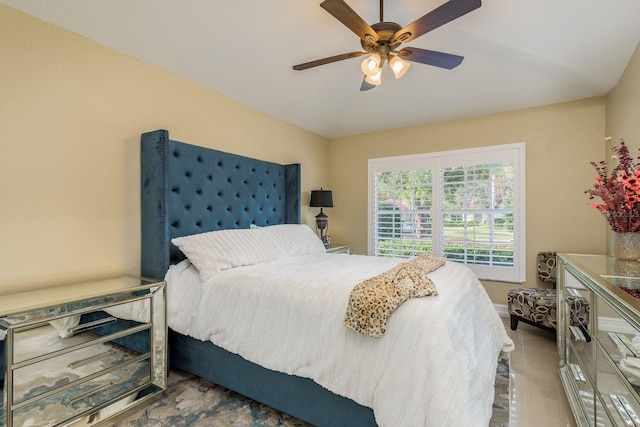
[[140, 129, 514, 426]]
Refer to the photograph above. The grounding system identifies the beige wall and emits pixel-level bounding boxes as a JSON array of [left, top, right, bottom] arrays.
[[606, 42, 640, 254], [607, 43, 640, 152], [328, 98, 608, 304], [0, 5, 329, 293]]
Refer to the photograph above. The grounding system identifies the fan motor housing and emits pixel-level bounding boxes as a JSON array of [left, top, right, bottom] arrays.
[[361, 22, 403, 53]]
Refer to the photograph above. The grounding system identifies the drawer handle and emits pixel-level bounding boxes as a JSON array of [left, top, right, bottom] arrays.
[[569, 363, 586, 382], [620, 395, 640, 426], [569, 325, 585, 342], [70, 381, 116, 405], [609, 394, 638, 426], [68, 349, 117, 369], [69, 317, 117, 334]]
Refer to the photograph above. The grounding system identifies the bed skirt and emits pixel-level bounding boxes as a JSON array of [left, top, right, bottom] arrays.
[[168, 329, 377, 427]]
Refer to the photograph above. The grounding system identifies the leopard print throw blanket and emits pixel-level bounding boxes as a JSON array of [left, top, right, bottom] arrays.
[[343, 252, 446, 338]]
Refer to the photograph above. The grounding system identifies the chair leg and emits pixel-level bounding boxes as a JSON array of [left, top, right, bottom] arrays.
[[510, 314, 519, 330]]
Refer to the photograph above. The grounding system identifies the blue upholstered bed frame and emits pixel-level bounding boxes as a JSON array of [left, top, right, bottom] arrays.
[[140, 129, 376, 426]]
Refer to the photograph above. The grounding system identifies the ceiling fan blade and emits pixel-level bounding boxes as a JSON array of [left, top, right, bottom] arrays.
[[394, 0, 481, 44], [360, 77, 376, 91], [293, 51, 365, 71], [398, 47, 464, 69], [320, 0, 379, 44]]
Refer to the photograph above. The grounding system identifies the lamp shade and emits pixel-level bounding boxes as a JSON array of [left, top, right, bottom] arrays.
[[360, 53, 382, 77], [310, 189, 333, 208], [364, 69, 382, 86], [389, 55, 411, 79]]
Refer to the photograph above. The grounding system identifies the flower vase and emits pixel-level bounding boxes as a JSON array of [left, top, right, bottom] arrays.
[[611, 232, 640, 260]]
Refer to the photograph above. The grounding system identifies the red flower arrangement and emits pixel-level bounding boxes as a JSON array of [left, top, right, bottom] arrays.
[[586, 138, 640, 233]]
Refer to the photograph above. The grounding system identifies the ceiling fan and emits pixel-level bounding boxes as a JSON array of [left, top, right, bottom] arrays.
[[293, 0, 482, 91]]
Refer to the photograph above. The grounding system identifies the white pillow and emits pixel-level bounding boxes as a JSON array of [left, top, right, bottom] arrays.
[[171, 224, 326, 281]]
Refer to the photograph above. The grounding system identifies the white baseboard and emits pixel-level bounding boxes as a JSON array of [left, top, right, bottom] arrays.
[[494, 303, 509, 318], [494, 303, 636, 335]]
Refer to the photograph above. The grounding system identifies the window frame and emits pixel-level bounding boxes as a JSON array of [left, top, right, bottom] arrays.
[[368, 142, 526, 283]]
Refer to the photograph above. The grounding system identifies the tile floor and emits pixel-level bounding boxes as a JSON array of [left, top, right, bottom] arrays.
[[503, 316, 577, 427]]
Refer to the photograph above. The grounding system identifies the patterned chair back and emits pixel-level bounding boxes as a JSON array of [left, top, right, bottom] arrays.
[[537, 252, 557, 288]]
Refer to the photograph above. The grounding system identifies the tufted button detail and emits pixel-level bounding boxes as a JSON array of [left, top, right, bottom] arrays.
[[162, 149, 296, 245]]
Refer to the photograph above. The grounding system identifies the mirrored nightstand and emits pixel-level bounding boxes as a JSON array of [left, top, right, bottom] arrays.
[[326, 245, 351, 255], [0, 275, 166, 427]]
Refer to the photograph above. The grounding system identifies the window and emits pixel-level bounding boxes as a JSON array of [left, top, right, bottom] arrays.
[[368, 143, 525, 283]]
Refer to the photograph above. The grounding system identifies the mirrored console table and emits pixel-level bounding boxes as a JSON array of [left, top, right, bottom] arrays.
[[558, 253, 640, 426], [0, 275, 166, 427]]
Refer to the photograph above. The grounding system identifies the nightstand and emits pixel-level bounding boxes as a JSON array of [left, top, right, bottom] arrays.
[[0, 275, 166, 427], [327, 244, 351, 254]]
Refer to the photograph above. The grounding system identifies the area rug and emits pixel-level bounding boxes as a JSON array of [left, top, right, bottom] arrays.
[[113, 352, 511, 427]]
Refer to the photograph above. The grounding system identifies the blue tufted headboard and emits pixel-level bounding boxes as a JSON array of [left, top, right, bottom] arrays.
[[140, 129, 301, 280]]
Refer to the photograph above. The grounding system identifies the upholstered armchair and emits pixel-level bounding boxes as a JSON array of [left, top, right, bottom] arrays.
[[507, 252, 590, 339]]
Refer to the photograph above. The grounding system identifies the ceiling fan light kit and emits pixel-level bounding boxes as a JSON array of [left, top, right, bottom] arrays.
[[361, 53, 382, 76], [365, 69, 383, 86], [293, 0, 482, 91], [389, 55, 411, 79]]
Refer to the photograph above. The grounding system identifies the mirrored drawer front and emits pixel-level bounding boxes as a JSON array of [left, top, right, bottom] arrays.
[[597, 345, 640, 426], [10, 358, 151, 427], [12, 298, 151, 364], [12, 329, 150, 405], [569, 340, 596, 385], [567, 344, 596, 408]]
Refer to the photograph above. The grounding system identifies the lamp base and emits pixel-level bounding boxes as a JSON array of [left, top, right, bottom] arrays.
[[315, 211, 330, 248]]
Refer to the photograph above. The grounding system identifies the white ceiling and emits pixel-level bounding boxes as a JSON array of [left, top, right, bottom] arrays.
[[4, 0, 640, 139]]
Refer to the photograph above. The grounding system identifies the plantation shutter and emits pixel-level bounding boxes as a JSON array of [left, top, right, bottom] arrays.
[[440, 162, 515, 267], [373, 168, 433, 257], [368, 144, 525, 283]]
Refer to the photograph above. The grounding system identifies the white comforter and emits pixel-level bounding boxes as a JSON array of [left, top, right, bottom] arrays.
[[166, 253, 514, 427]]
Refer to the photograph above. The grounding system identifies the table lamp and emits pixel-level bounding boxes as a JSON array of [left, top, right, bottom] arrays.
[[310, 188, 333, 248]]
